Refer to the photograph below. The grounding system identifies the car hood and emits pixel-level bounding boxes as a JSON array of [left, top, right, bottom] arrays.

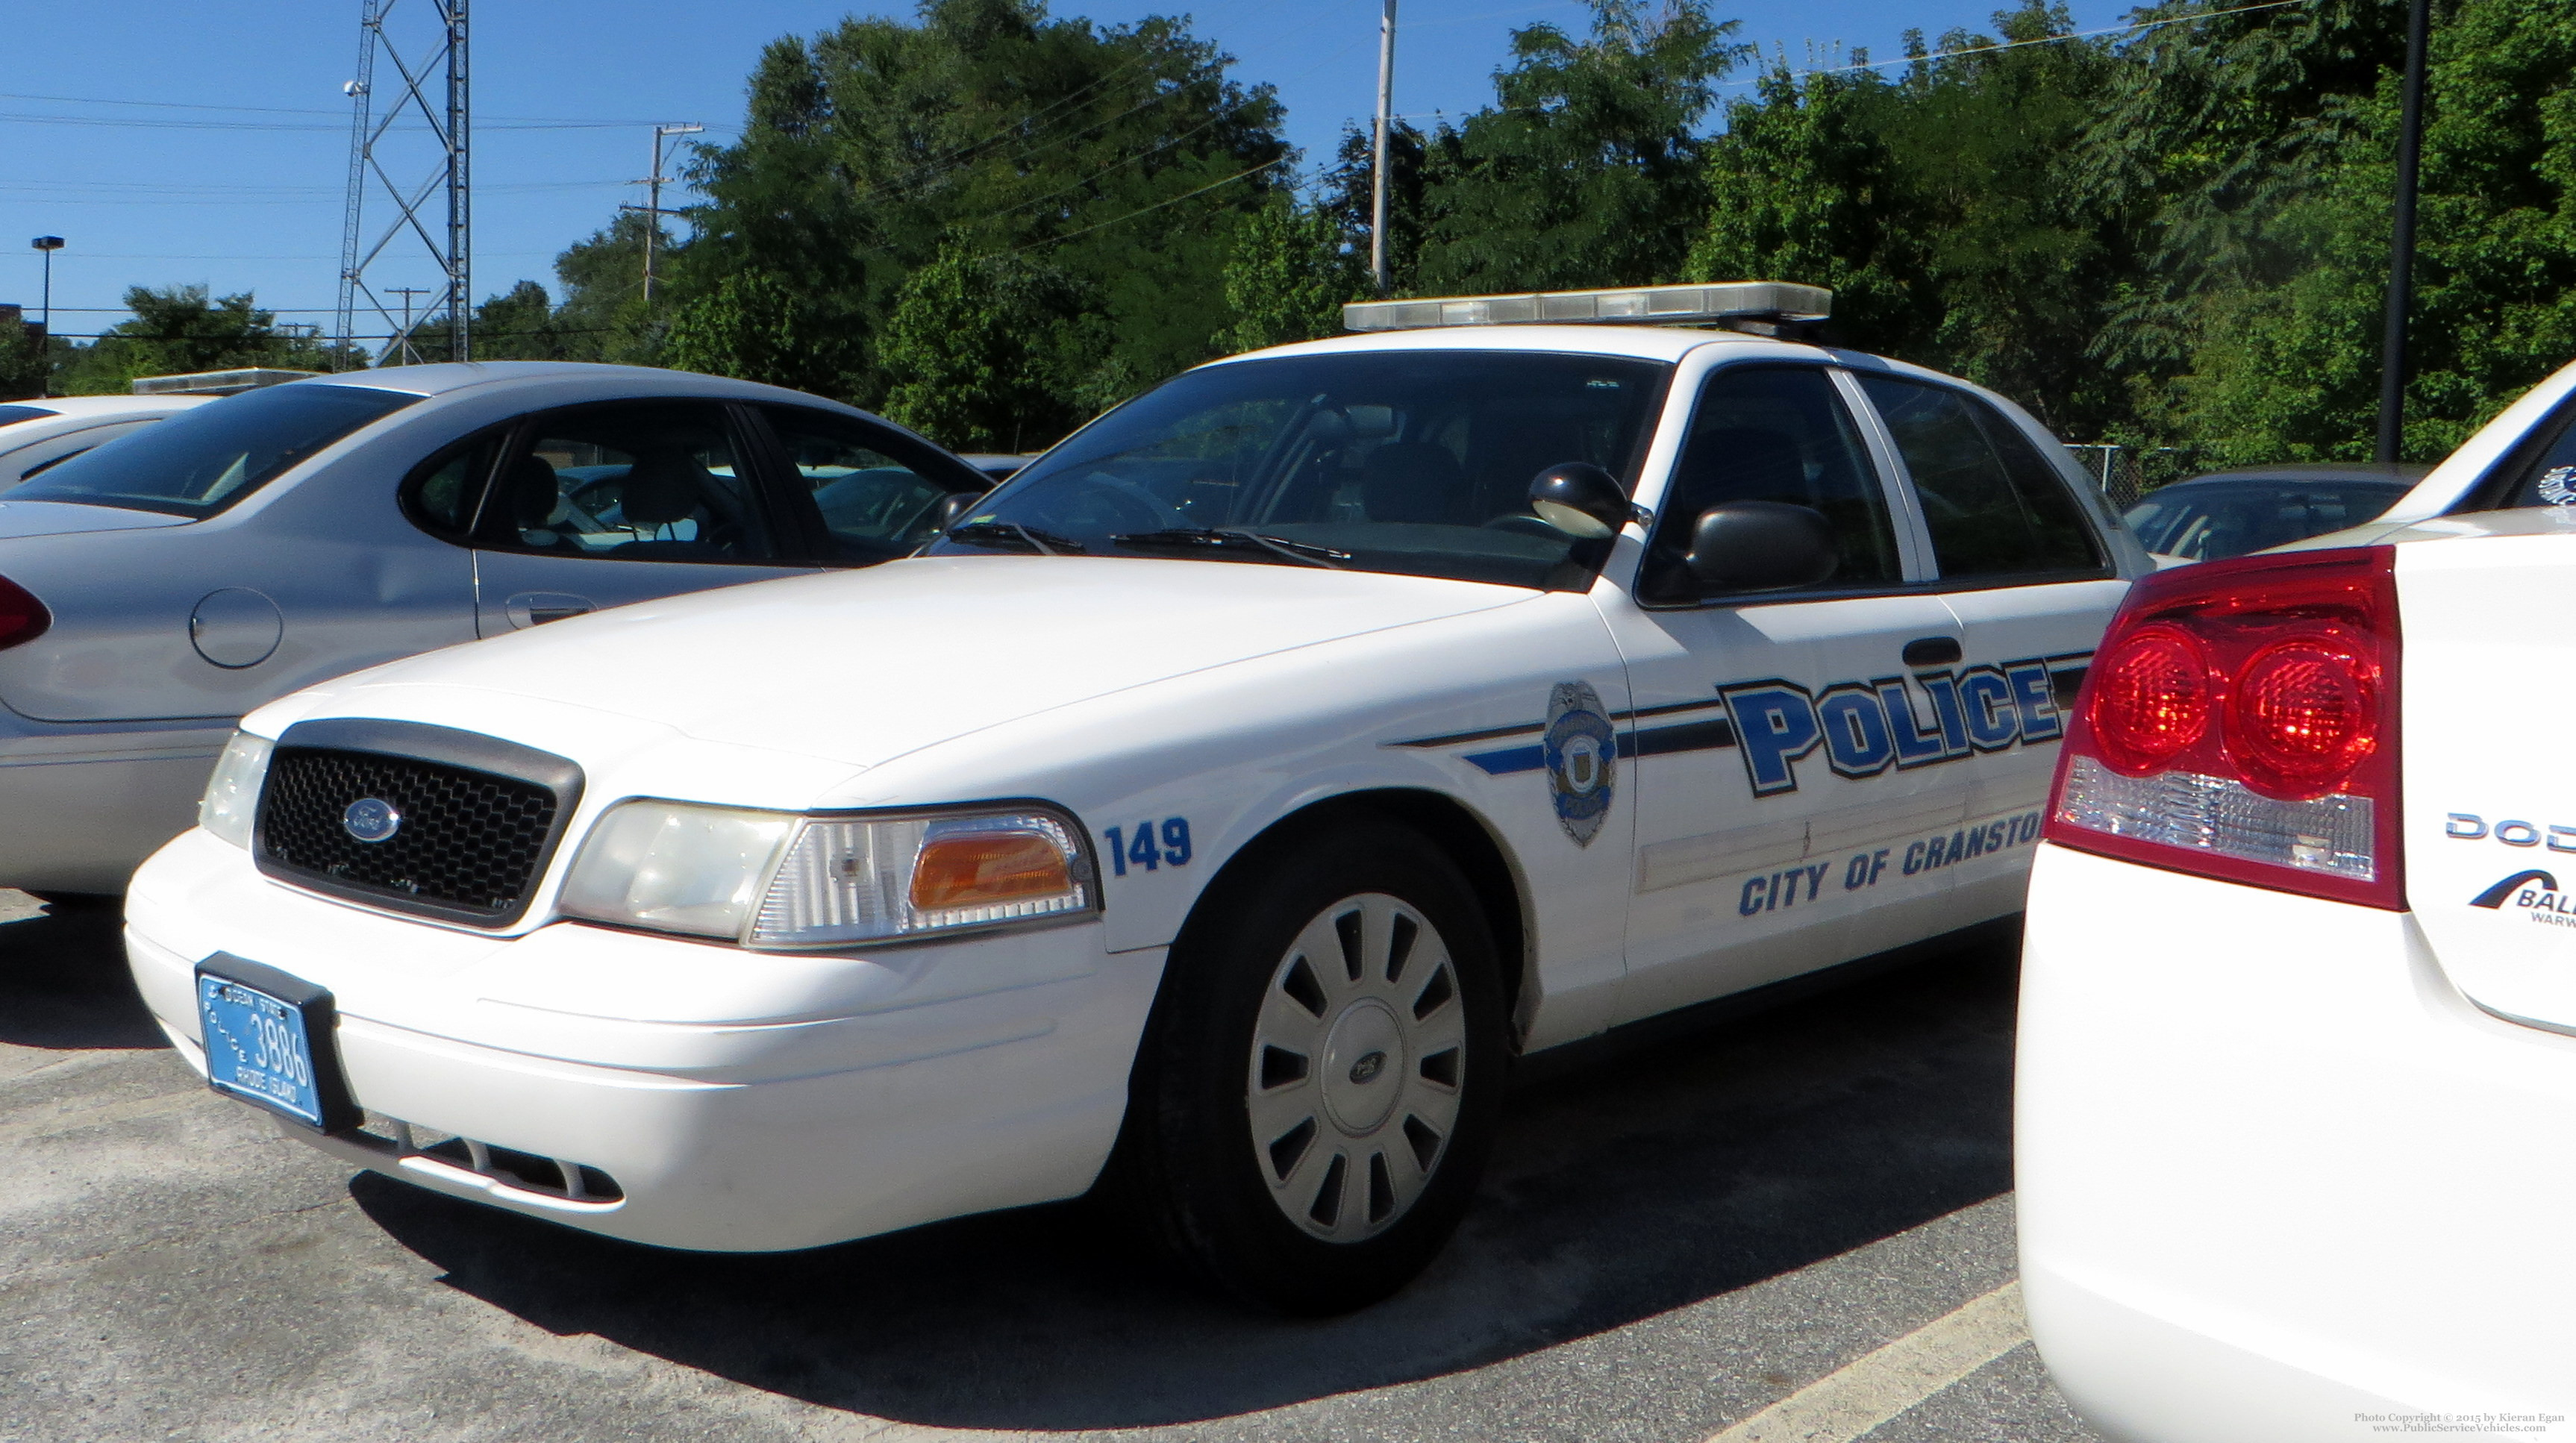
[[0, 499, 193, 538], [329, 556, 1536, 769]]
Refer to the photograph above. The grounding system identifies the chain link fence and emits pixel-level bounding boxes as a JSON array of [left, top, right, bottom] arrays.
[[2063, 444, 2204, 510]]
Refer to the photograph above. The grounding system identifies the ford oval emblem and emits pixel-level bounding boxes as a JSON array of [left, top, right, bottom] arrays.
[[343, 798, 402, 845], [1348, 1050, 1387, 1086]]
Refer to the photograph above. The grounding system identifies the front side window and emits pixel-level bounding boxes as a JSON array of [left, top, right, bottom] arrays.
[[928, 351, 1672, 589], [1857, 375, 2103, 582], [1641, 366, 1899, 603], [10, 384, 420, 519], [481, 403, 780, 563], [763, 407, 969, 563]]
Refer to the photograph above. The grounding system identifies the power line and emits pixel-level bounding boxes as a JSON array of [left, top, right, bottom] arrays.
[[1005, 157, 1290, 257], [0, 86, 719, 127], [1718, 0, 2311, 87]]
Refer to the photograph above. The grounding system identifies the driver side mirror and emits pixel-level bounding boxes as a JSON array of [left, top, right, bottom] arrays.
[[931, 491, 983, 533], [1685, 501, 1838, 592], [1527, 463, 1631, 539]]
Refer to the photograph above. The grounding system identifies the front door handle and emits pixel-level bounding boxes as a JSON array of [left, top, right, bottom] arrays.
[[504, 592, 593, 630], [1901, 636, 1963, 667]]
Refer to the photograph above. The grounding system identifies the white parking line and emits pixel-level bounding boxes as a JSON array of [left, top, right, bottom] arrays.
[[1705, 1280, 2028, 1443]]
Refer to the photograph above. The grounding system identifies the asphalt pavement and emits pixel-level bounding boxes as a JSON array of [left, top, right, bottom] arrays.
[[0, 889, 2107, 1442]]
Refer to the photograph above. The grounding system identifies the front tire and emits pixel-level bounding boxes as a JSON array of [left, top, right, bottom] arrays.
[[1116, 824, 1507, 1314]]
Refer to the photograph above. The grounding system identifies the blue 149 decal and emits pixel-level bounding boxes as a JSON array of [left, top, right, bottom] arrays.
[[1104, 818, 1192, 877]]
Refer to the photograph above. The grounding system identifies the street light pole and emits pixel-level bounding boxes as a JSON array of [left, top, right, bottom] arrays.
[[30, 236, 62, 400], [1370, 0, 1398, 298], [2376, 0, 2432, 464]]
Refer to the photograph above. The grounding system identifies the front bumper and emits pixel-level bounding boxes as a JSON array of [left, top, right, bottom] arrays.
[[128, 827, 1166, 1251], [2018, 843, 2576, 1437]]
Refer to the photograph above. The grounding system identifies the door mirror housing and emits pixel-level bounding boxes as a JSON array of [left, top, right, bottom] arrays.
[[931, 491, 983, 534], [1684, 501, 1839, 592], [1527, 463, 1631, 539]]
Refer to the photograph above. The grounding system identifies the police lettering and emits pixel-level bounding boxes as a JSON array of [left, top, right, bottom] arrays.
[[1720, 657, 2075, 798]]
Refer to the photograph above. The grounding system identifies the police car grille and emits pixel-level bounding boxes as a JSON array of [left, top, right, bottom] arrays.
[[258, 748, 560, 918]]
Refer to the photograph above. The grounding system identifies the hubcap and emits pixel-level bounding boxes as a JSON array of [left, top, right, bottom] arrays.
[[1245, 892, 1466, 1243]]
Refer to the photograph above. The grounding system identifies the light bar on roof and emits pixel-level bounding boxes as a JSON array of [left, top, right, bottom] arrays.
[[1342, 281, 1831, 333]]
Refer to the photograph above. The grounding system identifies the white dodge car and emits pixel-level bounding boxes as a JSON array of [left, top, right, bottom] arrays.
[[129, 284, 2150, 1312], [2022, 360, 2576, 1429]]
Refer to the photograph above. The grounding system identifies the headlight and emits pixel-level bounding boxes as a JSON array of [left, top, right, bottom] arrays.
[[558, 801, 1095, 947], [199, 731, 273, 849]]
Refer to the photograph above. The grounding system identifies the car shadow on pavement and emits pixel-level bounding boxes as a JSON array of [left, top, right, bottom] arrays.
[[0, 893, 166, 1053], [353, 927, 2024, 1431]]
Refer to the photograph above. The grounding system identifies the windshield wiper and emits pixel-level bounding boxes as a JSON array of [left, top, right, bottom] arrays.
[[1108, 527, 1351, 569], [943, 520, 1087, 556]]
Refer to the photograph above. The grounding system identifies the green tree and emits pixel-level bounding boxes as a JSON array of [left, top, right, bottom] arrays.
[[469, 281, 571, 362], [547, 210, 666, 365], [0, 315, 46, 401], [1415, 0, 1748, 294], [1216, 194, 1366, 354], [1689, 64, 1939, 362], [663, 269, 855, 392], [56, 286, 339, 395], [665, 0, 1289, 413], [878, 248, 1100, 451]]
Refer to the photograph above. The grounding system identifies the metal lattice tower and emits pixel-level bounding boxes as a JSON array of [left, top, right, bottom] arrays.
[[335, 0, 469, 366]]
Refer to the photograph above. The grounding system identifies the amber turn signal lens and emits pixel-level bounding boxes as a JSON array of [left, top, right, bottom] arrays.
[[910, 830, 1074, 913]]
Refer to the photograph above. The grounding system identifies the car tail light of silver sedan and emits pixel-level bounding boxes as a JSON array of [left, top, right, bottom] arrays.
[[0, 574, 48, 651]]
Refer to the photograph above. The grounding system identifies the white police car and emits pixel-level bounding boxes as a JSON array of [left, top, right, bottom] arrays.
[[2019, 357, 2576, 1431], [127, 284, 2151, 1312]]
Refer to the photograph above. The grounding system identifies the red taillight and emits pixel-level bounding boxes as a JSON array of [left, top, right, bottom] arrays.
[[2046, 545, 2403, 909], [2091, 625, 2211, 772], [0, 575, 47, 651]]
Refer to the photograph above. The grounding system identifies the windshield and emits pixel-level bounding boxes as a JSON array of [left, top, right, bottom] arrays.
[[2124, 481, 2408, 561], [929, 350, 1672, 589], [10, 384, 420, 518]]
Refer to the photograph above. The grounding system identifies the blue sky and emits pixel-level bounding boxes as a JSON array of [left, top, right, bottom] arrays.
[[1, 0, 2130, 338]]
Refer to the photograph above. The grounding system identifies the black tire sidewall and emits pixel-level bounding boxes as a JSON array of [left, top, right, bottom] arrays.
[[1131, 821, 1507, 1314]]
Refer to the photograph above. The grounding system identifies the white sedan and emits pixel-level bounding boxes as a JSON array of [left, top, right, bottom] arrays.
[[128, 283, 2152, 1313], [0, 392, 211, 487], [2022, 359, 2576, 1430]]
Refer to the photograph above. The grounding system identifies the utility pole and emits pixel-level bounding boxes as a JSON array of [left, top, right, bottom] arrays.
[[1370, 0, 1398, 297], [29, 237, 61, 399], [622, 122, 703, 303], [337, 0, 471, 366], [2376, 0, 2432, 464], [390, 287, 429, 364]]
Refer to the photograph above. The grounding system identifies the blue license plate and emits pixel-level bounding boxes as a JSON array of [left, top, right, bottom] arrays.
[[198, 965, 333, 1128]]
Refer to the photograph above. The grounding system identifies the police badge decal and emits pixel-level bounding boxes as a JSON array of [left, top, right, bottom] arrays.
[[1542, 680, 1616, 846]]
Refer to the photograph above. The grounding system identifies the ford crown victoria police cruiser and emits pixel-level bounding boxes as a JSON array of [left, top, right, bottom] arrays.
[[2019, 355, 2576, 1433], [128, 283, 2150, 1312]]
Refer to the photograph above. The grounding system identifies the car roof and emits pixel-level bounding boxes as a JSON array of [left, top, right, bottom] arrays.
[[1212, 323, 1803, 366], [269, 360, 866, 409], [5, 394, 214, 419], [2160, 463, 2431, 489]]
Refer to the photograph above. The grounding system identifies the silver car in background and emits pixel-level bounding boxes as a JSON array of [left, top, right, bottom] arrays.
[[0, 361, 992, 892]]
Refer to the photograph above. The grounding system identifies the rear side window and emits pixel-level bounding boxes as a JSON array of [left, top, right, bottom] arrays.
[[2469, 402, 2576, 512], [1858, 376, 2102, 582], [10, 384, 419, 518]]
